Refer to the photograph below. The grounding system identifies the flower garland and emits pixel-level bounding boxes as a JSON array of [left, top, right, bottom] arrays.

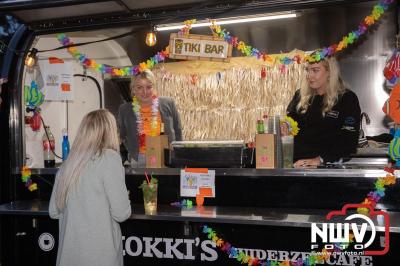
[[200, 167, 396, 266], [209, 0, 394, 64], [21, 166, 38, 192], [282, 116, 299, 136], [305, 0, 394, 63], [56, 0, 394, 76], [209, 19, 303, 67], [56, 33, 169, 76], [357, 167, 397, 215], [201, 225, 354, 266], [132, 95, 159, 146]]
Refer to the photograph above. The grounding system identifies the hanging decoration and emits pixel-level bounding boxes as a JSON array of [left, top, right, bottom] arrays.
[[56, 33, 169, 76], [55, 0, 394, 77], [382, 83, 400, 123], [24, 80, 44, 109], [154, 59, 302, 142], [282, 116, 299, 136], [145, 31, 157, 47], [178, 19, 197, 36], [384, 35, 400, 84], [209, 19, 303, 67], [260, 67, 266, 79], [305, 0, 394, 63], [357, 168, 396, 215], [389, 130, 400, 166], [201, 225, 354, 266], [21, 166, 38, 192], [384, 50, 400, 84], [209, 0, 394, 64]]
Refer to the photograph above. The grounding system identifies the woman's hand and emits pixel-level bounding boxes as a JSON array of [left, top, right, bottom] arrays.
[[294, 156, 322, 168]]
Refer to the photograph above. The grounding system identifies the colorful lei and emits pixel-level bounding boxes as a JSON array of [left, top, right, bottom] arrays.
[[357, 167, 397, 215], [132, 95, 160, 147], [21, 166, 38, 192]]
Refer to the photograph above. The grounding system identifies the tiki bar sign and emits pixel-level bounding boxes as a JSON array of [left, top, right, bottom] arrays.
[[169, 33, 232, 62]]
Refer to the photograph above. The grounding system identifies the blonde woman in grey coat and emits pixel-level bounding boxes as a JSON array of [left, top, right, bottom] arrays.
[[49, 109, 131, 266]]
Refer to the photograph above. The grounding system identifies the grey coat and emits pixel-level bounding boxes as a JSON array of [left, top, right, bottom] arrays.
[[49, 149, 131, 266], [118, 96, 183, 160]]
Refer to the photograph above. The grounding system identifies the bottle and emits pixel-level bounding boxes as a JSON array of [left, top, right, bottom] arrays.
[[160, 122, 165, 135], [62, 128, 70, 161], [257, 119, 265, 134], [274, 116, 283, 168], [42, 126, 55, 167], [263, 114, 269, 133]]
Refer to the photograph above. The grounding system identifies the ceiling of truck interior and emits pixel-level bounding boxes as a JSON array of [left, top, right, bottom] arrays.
[[4, 0, 374, 28]]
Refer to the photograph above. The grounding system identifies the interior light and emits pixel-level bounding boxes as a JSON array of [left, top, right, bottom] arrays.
[[146, 31, 157, 46], [155, 12, 297, 32], [25, 48, 38, 67]]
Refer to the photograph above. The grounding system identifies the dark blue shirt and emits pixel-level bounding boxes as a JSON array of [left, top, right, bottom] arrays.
[[287, 89, 361, 162]]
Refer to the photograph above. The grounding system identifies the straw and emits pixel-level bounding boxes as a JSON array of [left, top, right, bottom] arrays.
[[144, 171, 151, 184]]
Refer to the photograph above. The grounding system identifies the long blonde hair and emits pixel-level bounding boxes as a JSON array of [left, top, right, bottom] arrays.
[[297, 57, 346, 116], [55, 109, 120, 211]]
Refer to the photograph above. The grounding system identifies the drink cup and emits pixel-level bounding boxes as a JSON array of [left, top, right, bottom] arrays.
[[281, 136, 294, 168], [142, 182, 158, 215]]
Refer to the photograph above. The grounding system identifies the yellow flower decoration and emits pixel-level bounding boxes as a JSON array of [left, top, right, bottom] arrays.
[[284, 116, 299, 136]]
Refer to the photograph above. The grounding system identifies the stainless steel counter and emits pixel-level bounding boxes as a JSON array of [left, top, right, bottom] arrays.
[[1, 200, 399, 233], [27, 167, 388, 178]]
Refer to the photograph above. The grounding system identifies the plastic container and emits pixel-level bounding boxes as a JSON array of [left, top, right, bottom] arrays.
[[42, 126, 55, 167], [62, 128, 70, 161], [281, 136, 294, 168]]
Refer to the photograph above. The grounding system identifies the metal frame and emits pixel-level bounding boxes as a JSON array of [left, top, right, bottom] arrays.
[[4, 0, 376, 34], [4, 0, 398, 191], [0, 0, 114, 11]]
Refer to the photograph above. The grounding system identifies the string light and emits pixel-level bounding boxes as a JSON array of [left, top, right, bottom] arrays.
[[145, 31, 157, 47], [25, 48, 38, 67]]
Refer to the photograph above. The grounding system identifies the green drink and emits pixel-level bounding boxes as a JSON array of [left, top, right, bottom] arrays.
[[139, 178, 158, 215]]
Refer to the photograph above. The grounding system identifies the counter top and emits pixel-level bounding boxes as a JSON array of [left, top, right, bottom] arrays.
[[27, 167, 387, 178], [1, 200, 399, 233]]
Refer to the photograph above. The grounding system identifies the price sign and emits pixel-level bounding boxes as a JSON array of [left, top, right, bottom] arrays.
[[180, 168, 215, 198]]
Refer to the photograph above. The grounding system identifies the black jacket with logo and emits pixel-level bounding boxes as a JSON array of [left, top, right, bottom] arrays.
[[287, 89, 361, 163]]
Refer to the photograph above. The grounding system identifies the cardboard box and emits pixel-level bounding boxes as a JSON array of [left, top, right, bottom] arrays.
[[255, 134, 276, 169], [146, 135, 169, 168]]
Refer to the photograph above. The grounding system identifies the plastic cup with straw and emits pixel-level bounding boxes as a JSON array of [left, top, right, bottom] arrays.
[[139, 171, 158, 215]]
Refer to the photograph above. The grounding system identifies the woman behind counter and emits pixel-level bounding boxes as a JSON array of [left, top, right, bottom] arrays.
[[118, 69, 183, 167], [287, 57, 361, 168], [49, 109, 131, 266]]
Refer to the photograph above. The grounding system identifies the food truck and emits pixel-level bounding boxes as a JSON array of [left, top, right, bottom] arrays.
[[0, 0, 400, 265]]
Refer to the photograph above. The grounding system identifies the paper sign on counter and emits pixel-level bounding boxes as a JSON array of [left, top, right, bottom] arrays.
[[180, 169, 215, 198]]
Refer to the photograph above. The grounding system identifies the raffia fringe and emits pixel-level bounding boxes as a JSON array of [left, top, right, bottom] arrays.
[[153, 56, 305, 142]]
